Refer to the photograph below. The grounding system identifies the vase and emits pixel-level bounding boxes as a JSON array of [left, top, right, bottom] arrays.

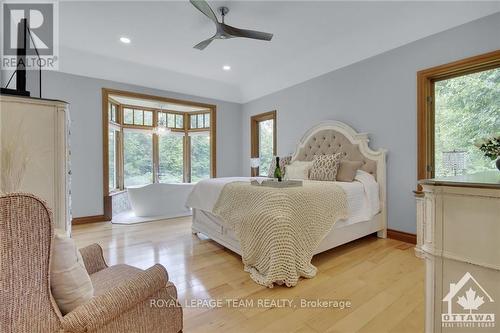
[[496, 157, 500, 171]]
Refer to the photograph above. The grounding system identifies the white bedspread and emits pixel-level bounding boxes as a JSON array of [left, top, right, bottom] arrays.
[[186, 170, 380, 226]]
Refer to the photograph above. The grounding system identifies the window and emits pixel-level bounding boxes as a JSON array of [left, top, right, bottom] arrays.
[[251, 111, 276, 176], [123, 108, 153, 126], [164, 112, 183, 129], [144, 111, 153, 126], [190, 112, 210, 129], [109, 102, 118, 123], [124, 108, 133, 124], [103, 89, 217, 196], [417, 51, 500, 183], [258, 120, 274, 176], [123, 130, 153, 187], [434, 68, 499, 177], [190, 132, 210, 182], [159, 134, 184, 183], [108, 128, 118, 190]]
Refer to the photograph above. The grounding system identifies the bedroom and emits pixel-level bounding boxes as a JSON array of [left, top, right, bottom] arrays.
[[1, 1, 499, 332]]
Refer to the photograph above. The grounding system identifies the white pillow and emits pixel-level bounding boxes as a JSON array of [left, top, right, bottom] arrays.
[[50, 230, 94, 314], [285, 160, 314, 180]]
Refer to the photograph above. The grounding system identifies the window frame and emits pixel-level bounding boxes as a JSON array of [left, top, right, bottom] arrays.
[[102, 89, 217, 220], [157, 131, 186, 184], [158, 110, 186, 130], [189, 111, 211, 130], [122, 105, 156, 128], [108, 124, 122, 192], [122, 128, 155, 187], [108, 99, 120, 125], [416, 50, 500, 190], [250, 111, 277, 177], [189, 130, 212, 183]]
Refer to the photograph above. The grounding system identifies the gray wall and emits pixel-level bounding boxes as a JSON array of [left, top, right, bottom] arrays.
[[241, 13, 500, 233], [2, 12, 498, 229], [15, 72, 242, 218]]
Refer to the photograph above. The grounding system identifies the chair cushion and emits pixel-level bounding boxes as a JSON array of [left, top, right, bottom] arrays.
[[51, 230, 94, 314], [90, 264, 178, 299], [91, 264, 142, 296]]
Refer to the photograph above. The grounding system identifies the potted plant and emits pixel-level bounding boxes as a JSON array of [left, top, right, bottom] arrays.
[[475, 134, 500, 171]]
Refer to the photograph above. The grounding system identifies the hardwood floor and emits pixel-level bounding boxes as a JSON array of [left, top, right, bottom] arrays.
[[73, 217, 425, 333]]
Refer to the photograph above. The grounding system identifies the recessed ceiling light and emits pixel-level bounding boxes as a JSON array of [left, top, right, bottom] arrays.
[[223, 65, 231, 71], [120, 37, 131, 44]]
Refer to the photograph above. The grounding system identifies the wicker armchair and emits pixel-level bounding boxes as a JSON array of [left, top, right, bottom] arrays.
[[0, 193, 183, 333]]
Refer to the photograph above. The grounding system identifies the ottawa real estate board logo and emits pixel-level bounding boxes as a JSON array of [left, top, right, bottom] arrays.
[[442, 272, 495, 329], [2, 1, 59, 70]]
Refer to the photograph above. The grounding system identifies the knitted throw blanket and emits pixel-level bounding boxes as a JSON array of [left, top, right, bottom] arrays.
[[212, 181, 348, 287]]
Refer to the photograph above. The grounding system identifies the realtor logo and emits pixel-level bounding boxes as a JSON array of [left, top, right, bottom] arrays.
[[442, 272, 495, 329], [1, 1, 59, 70]]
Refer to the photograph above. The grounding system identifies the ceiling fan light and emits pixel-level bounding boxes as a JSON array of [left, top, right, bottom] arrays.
[[190, 0, 273, 50]]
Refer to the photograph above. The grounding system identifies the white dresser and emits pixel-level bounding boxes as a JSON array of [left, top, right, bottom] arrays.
[[0, 94, 71, 233], [416, 172, 500, 333]]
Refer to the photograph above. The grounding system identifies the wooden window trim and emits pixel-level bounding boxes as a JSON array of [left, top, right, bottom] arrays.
[[250, 111, 277, 176], [188, 112, 211, 130], [189, 128, 211, 133], [121, 124, 155, 130], [102, 88, 217, 221], [416, 50, 500, 191], [184, 135, 191, 183], [122, 106, 155, 127], [107, 127, 121, 193], [108, 100, 120, 124]]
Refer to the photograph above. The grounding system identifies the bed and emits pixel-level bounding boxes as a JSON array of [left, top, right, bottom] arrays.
[[187, 120, 387, 257]]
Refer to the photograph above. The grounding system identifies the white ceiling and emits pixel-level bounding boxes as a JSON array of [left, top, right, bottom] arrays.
[[58, 1, 500, 103]]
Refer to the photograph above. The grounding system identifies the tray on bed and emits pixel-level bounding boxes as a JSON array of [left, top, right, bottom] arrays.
[[251, 179, 303, 188]]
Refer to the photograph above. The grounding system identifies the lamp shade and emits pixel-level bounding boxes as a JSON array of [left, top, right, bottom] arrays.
[[250, 158, 260, 168], [442, 150, 467, 175]]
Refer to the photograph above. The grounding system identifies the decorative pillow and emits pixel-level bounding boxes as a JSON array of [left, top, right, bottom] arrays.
[[267, 155, 292, 178], [51, 230, 94, 314], [284, 161, 314, 180], [309, 153, 342, 181], [336, 160, 363, 182]]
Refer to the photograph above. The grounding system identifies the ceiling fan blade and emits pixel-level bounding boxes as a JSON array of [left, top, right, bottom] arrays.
[[221, 24, 273, 41], [190, 0, 218, 24], [193, 36, 215, 50]]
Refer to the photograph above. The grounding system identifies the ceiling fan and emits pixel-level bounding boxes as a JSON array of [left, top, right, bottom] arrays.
[[190, 0, 273, 50]]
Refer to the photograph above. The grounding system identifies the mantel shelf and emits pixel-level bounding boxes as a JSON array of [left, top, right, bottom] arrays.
[[419, 171, 500, 189]]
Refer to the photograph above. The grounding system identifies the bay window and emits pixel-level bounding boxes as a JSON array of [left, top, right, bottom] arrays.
[[104, 90, 216, 196]]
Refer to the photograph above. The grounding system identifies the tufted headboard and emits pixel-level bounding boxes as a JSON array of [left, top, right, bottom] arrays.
[[292, 121, 386, 181], [291, 120, 387, 238]]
